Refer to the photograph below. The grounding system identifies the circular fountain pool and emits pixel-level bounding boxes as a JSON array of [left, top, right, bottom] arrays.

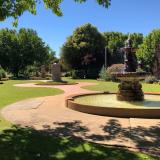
[[66, 36, 160, 118], [75, 94, 160, 108], [66, 93, 160, 118]]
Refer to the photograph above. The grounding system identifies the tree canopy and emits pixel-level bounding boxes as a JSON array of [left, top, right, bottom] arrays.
[[0, 0, 111, 26], [0, 28, 54, 77], [60, 24, 144, 78], [136, 29, 160, 75], [60, 23, 105, 78], [103, 32, 143, 65]]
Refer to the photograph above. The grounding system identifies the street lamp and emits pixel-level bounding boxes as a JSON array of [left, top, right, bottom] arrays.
[[105, 46, 107, 68]]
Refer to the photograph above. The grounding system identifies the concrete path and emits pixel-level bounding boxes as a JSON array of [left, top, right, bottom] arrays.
[[1, 82, 160, 155]]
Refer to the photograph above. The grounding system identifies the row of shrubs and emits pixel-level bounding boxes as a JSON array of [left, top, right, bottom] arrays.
[[64, 64, 125, 80], [99, 64, 124, 82], [64, 63, 159, 84], [99, 64, 159, 84], [64, 69, 99, 79], [1, 63, 159, 84], [144, 76, 159, 84]]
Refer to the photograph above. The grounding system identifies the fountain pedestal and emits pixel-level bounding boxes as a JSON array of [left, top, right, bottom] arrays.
[[112, 72, 146, 101], [117, 80, 144, 101]]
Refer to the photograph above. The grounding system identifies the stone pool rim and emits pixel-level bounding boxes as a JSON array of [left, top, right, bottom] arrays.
[[66, 92, 160, 118]]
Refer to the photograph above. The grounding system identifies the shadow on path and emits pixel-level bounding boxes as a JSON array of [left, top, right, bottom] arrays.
[[86, 119, 160, 156], [88, 119, 160, 147]]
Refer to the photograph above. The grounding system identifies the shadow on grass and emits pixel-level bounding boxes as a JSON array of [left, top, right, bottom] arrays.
[[0, 123, 159, 160]]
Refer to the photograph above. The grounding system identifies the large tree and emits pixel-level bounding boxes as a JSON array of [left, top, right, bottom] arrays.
[[60, 23, 105, 76], [0, 0, 110, 26], [0, 28, 52, 76], [136, 29, 160, 77], [130, 33, 143, 48]]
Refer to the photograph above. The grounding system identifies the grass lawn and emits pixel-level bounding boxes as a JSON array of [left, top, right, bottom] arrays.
[[79, 80, 160, 93], [0, 79, 159, 160], [63, 77, 160, 92], [36, 81, 77, 85], [0, 80, 64, 130]]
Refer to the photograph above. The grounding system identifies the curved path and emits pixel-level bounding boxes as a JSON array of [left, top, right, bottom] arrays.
[[1, 82, 160, 155]]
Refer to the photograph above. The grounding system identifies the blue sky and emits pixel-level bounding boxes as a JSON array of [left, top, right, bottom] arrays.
[[0, 0, 160, 56]]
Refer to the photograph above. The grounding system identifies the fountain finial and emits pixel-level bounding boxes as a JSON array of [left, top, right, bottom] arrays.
[[125, 34, 133, 48], [123, 34, 137, 72]]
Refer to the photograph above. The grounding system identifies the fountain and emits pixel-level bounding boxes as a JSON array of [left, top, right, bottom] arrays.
[[66, 36, 160, 118], [112, 35, 147, 101]]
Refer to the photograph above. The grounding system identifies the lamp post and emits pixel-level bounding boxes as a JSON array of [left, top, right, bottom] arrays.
[[105, 46, 107, 68]]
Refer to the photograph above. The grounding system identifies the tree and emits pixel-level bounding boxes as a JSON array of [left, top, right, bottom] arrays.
[[103, 32, 126, 65], [0, 28, 53, 77], [103, 32, 143, 66], [136, 29, 160, 76], [0, 0, 111, 26], [130, 33, 143, 48], [0, 28, 17, 70], [60, 23, 105, 78]]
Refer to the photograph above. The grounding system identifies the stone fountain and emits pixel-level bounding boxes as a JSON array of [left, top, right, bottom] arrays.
[[112, 35, 147, 101], [66, 35, 160, 118]]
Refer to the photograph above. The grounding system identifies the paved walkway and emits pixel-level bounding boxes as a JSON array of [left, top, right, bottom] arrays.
[[1, 82, 160, 155]]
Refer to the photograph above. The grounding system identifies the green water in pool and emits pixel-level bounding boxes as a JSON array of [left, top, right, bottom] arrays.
[[74, 94, 160, 109]]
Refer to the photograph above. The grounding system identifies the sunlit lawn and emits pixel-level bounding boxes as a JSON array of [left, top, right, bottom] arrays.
[[66, 78, 160, 93], [0, 80, 64, 130]]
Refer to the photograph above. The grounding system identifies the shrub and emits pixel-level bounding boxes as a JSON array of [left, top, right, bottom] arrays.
[[46, 77, 51, 80], [29, 76, 46, 80], [86, 68, 99, 79], [145, 76, 158, 84], [107, 64, 124, 82], [0, 67, 6, 80], [72, 70, 85, 79], [1, 78, 9, 81], [99, 65, 110, 81], [136, 67, 145, 73], [63, 72, 71, 77]]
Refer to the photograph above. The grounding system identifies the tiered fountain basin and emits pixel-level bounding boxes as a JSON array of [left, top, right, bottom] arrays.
[[111, 72, 149, 101], [66, 92, 160, 118], [111, 72, 148, 81]]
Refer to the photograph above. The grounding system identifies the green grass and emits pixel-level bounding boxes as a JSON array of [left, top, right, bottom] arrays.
[[83, 81, 119, 92], [142, 83, 160, 93], [0, 80, 64, 130], [63, 77, 160, 92], [62, 77, 97, 83], [0, 80, 63, 109], [0, 125, 159, 160], [36, 81, 77, 85], [77, 79, 160, 93]]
